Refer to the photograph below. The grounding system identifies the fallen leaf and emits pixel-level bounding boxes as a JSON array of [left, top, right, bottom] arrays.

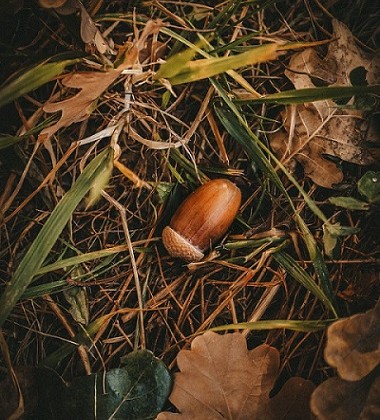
[[59, 350, 171, 420], [38, 20, 164, 143], [38, 62, 133, 143], [270, 19, 378, 188], [358, 170, 380, 203], [311, 300, 380, 419], [310, 372, 380, 420], [157, 331, 314, 420], [0, 351, 171, 419], [325, 299, 380, 382]]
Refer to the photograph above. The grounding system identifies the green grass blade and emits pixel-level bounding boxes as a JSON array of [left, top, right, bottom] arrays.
[[237, 85, 380, 104], [0, 59, 80, 108], [208, 319, 334, 333], [40, 312, 115, 368], [36, 245, 130, 276], [22, 280, 69, 299], [155, 43, 278, 85], [273, 250, 337, 315], [0, 116, 56, 150], [0, 148, 113, 328], [214, 98, 337, 315]]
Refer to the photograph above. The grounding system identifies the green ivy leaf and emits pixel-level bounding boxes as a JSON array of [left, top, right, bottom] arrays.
[[58, 350, 171, 419], [358, 171, 380, 203]]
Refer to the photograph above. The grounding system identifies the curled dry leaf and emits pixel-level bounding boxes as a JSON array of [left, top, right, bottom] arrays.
[[270, 19, 378, 188], [311, 300, 380, 419], [157, 331, 315, 420], [40, 0, 110, 54]]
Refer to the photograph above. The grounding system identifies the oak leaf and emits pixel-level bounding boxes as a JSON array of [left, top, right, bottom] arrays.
[[311, 300, 380, 419], [38, 20, 163, 143], [270, 19, 378, 188], [157, 331, 315, 420], [38, 68, 126, 143]]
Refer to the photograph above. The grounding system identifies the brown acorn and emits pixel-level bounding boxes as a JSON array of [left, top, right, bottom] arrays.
[[162, 179, 242, 262]]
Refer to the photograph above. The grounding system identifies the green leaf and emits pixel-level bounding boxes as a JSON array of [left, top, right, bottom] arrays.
[[237, 85, 380, 104], [0, 59, 80, 108], [358, 171, 380, 203], [322, 223, 360, 258], [328, 196, 370, 211], [63, 283, 89, 325], [58, 350, 171, 420], [0, 148, 113, 328]]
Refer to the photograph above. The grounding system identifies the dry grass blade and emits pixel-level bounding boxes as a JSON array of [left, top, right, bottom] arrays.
[[0, 148, 113, 328]]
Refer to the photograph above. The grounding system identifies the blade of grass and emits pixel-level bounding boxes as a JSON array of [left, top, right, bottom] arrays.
[[214, 95, 338, 315], [273, 250, 336, 314], [208, 319, 334, 333], [40, 312, 114, 368], [155, 43, 279, 85], [0, 58, 80, 108], [36, 245, 130, 276], [0, 116, 56, 150], [160, 27, 259, 96], [0, 148, 113, 328], [156, 28, 328, 87], [236, 85, 380, 104]]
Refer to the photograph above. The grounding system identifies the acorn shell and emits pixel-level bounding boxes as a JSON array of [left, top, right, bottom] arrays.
[[162, 179, 241, 262]]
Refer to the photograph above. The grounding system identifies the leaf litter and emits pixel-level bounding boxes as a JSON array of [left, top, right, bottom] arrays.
[[270, 19, 379, 189]]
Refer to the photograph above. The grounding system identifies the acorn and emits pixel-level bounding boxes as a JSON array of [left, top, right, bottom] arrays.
[[162, 179, 242, 262]]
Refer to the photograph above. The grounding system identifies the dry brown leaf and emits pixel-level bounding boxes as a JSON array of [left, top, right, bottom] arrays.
[[270, 19, 378, 188], [38, 20, 164, 143], [157, 331, 315, 420], [311, 300, 380, 419], [325, 299, 380, 381], [38, 68, 125, 143], [311, 373, 380, 420]]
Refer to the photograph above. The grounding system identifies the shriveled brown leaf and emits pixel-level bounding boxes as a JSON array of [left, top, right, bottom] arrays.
[[325, 299, 380, 381], [270, 19, 378, 188], [157, 331, 314, 420], [311, 301, 380, 420]]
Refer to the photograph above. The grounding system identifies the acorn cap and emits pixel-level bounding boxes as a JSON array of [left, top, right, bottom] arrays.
[[162, 226, 204, 262]]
